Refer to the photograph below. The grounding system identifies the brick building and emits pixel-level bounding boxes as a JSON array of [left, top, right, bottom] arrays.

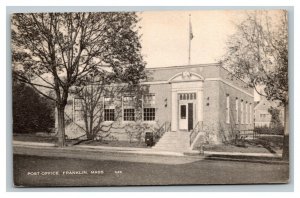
[[59, 63, 254, 151]]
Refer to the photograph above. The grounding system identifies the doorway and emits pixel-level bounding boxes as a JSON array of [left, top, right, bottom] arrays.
[[179, 102, 194, 131], [188, 103, 193, 131]]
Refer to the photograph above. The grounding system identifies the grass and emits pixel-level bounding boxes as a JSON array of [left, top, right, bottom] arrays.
[[82, 140, 148, 148], [13, 133, 58, 143], [13, 133, 148, 148], [204, 136, 283, 154], [204, 144, 272, 153]]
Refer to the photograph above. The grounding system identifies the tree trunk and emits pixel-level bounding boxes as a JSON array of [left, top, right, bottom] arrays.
[[282, 104, 289, 161], [86, 133, 94, 140], [57, 105, 66, 147]]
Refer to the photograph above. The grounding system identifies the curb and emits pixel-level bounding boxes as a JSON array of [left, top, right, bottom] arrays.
[[204, 156, 288, 164], [204, 151, 282, 158], [203, 151, 286, 164]]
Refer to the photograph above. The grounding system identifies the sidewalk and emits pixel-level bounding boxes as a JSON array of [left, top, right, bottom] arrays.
[[13, 140, 286, 164], [13, 140, 186, 157], [203, 151, 287, 164]]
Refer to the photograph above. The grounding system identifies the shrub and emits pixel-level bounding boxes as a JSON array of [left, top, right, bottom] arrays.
[[254, 126, 284, 135], [13, 82, 55, 133]]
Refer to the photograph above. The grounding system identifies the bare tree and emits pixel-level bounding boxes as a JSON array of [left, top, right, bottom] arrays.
[[12, 12, 145, 147], [222, 10, 289, 160], [75, 77, 123, 141], [74, 75, 149, 142]]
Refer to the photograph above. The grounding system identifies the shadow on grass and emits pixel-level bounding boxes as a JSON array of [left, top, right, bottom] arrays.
[[245, 136, 283, 154]]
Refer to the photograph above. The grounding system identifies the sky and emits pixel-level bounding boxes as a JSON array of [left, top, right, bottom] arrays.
[[138, 10, 283, 101], [138, 10, 241, 68]]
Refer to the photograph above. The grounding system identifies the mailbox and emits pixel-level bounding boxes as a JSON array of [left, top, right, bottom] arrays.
[[145, 132, 154, 146]]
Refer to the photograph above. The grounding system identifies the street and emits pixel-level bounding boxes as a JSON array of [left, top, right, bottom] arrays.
[[13, 152, 289, 187]]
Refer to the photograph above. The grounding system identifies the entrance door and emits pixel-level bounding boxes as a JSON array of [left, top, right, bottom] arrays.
[[188, 103, 193, 131], [178, 93, 196, 131]]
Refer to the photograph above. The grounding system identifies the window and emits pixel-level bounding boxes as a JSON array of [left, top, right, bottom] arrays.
[[180, 105, 186, 119], [104, 109, 115, 121], [226, 95, 230, 124], [179, 93, 196, 100], [124, 109, 135, 121], [104, 97, 115, 121], [122, 95, 136, 121], [249, 103, 252, 124], [241, 100, 244, 124], [143, 94, 155, 107], [123, 96, 135, 106], [260, 114, 268, 118], [74, 98, 83, 111], [73, 98, 83, 121], [235, 98, 239, 124], [143, 94, 156, 121], [245, 102, 248, 124], [74, 110, 83, 122], [144, 108, 155, 121]]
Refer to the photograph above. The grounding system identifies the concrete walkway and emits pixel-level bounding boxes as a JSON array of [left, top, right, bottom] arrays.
[[13, 140, 186, 157]]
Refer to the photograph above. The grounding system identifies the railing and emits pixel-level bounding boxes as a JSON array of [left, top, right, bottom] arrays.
[[236, 129, 257, 140], [189, 121, 203, 146], [153, 121, 171, 142], [63, 112, 87, 140]]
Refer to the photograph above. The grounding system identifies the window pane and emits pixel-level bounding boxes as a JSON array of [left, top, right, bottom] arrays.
[[226, 95, 230, 123], [123, 96, 135, 107], [74, 110, 83, 122], [104, 109, 115, 121], [124, 109, 135, 121], [74, 98, 83, 110], [104, 97, 114, 109], [143, 108, 155, 121], [143, 94, 155, 106], [178, 93, 196, 100], [180, 105, 186, 119]]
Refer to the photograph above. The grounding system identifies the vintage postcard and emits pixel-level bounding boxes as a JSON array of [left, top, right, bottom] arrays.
[[12, 10, 289, 187]]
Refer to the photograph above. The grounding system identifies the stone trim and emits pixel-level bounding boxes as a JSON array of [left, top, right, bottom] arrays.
[[141, 78, 254, 98]]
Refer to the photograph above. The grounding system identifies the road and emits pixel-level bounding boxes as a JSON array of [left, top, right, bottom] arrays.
[[13, 152, 289, 187]]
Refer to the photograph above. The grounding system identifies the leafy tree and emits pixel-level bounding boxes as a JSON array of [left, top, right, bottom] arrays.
[[222, 10, 289, 160], [12, 13, 145, 147], [268, 106, 283, 129], [13, 79, 55, 134]]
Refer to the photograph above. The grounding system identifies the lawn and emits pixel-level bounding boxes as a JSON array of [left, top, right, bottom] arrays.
[[13, 133, 58, 143], [79, 140, 148, 148], [204, 135, 284, 154], [13, 133, 148, 148]]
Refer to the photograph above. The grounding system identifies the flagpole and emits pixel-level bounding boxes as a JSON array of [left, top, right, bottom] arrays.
[[188, 14, 191, 65]]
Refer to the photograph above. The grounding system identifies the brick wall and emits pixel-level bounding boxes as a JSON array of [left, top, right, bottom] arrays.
[[217, 80, 254, 143], [202, 80, 220, 143], [147, 83, 172, 125]]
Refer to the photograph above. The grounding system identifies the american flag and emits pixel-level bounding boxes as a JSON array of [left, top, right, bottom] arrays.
[[189, 15, 194, 40]]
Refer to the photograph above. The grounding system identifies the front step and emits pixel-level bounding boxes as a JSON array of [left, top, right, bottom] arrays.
[[152, 131, 191, 152]]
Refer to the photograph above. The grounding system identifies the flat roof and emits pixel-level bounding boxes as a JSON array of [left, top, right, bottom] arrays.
[[146, 63, 221, 71]]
